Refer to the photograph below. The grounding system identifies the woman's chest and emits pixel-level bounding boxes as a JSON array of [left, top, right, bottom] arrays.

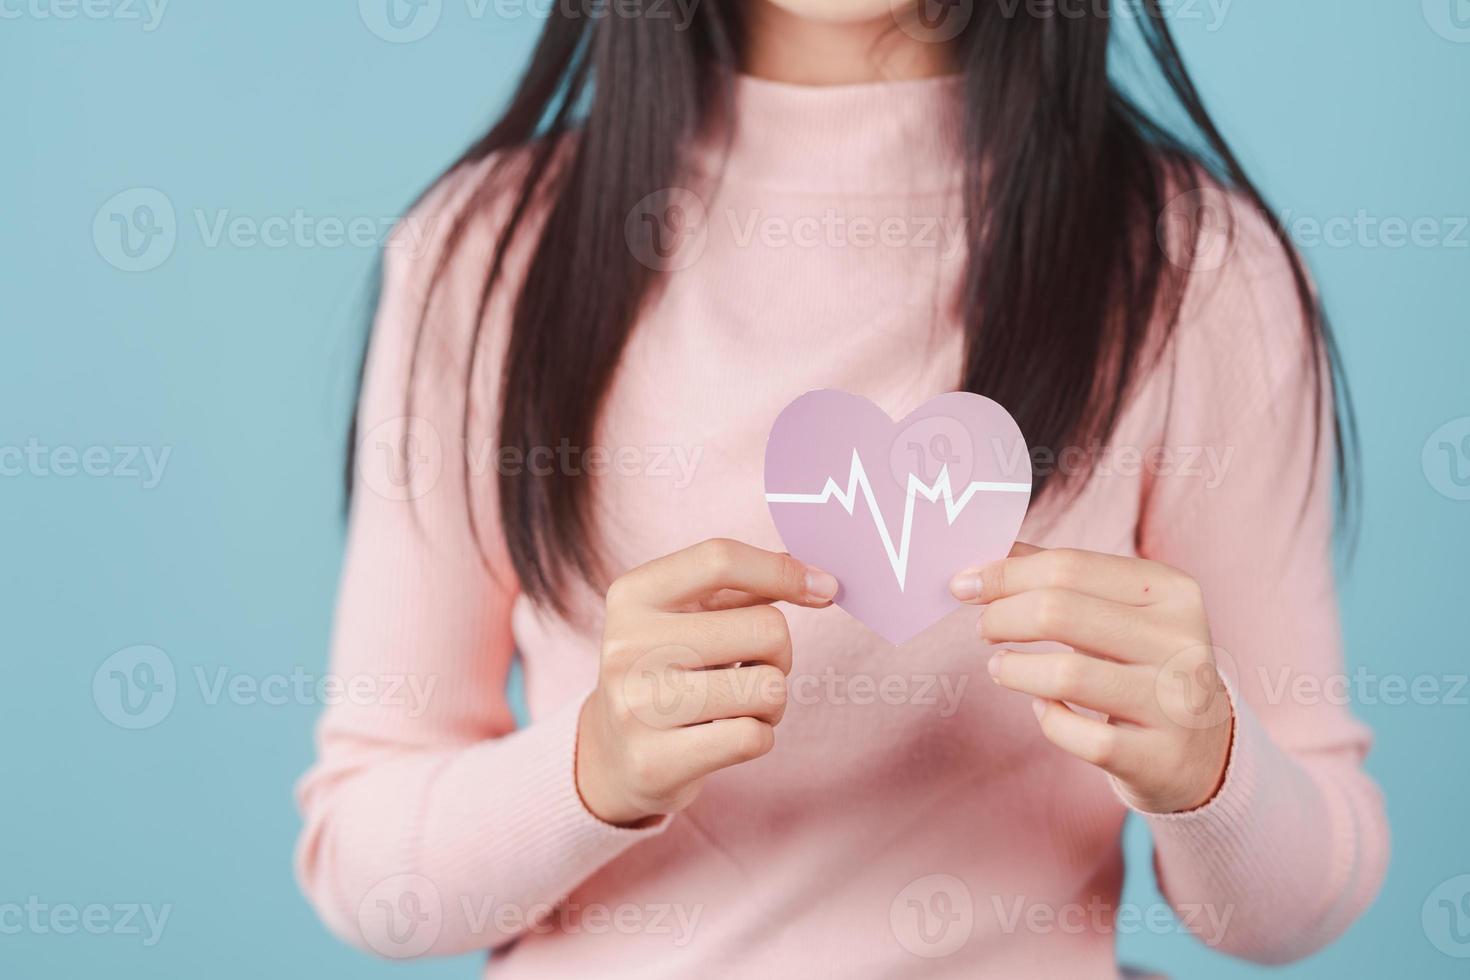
[[589, 270, 1157, 585]]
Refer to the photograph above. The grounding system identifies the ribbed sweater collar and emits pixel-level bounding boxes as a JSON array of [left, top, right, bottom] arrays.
[[689, 73, 967, 196]]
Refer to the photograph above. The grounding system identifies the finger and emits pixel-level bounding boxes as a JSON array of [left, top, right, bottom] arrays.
[[988, 650, 1154, 723], [696, 552, 818, 610], [690, 664, 788, 726], [696, 588, 777, 612], [636, 605, 794, 673], [668, 716, 776, 782], [978, 588, 1170, 663], [952, 547, 1170, 606], [1031, 698, 1143, 779], [620, 660, 789, 729], [615, 538, 837, 611]]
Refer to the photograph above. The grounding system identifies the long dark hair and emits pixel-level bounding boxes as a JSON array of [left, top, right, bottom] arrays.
[[349, 1, 1354, 613]]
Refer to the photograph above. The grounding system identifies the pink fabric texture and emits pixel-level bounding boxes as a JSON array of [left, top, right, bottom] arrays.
[[295, 75, 1387, 978]]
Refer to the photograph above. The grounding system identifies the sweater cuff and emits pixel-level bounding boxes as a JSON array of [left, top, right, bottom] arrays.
[[471, 695, 671, 859], [1105, 677, 1342, 956], [419, 695, 671, 931]]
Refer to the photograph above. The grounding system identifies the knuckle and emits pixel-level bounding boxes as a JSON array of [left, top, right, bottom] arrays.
[[759, 664, 789, 700], [1053, 656, 1090, 696], [754, 665, 789, 715], [1155, 562, 1201, 601], [1047, 550, 1084, 588], [977, 601, 1005, 641], [618, 665, 660, 714], [746, 604, 790, 652], [1081, 729, 1119, 768], [608, 692, 642, 728], [698, 538, 740, 576], [777, 553, 807, 598], [601, 634, 639, 668], [1136, 559, 1171, 583], [623, 742, 668, 797], [1175, 573, 1204, 603], [1034, 591, 1070, 634], [605, 575, 633, 609], [1034, 701, 1057, 738], [728, 718, 775, 761]]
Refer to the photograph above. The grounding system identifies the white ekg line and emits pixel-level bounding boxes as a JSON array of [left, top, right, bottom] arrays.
[[766, 449, 1030, 591]]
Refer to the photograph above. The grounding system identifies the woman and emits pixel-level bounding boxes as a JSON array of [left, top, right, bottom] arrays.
[[296, 2, 1388, 975]]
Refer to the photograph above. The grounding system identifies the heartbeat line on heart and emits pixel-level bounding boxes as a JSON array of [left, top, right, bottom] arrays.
[[765, 449, 1030, 591]]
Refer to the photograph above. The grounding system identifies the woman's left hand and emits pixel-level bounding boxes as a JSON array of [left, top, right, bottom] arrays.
[[950, 542, 1234, 814]]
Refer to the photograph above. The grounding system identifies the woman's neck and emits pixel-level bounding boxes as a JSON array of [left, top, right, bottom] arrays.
[[740, 2, 958, 85]]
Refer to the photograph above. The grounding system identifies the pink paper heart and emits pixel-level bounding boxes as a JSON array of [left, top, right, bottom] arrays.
[[764, 390, 1032, 645]]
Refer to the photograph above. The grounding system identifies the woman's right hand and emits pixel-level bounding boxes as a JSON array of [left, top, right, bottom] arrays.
[[575, 538, 839, 827]]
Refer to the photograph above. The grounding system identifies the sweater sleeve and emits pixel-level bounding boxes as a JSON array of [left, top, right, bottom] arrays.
[[1126, 202, 1389, 963], [293, 162, 665, 960]]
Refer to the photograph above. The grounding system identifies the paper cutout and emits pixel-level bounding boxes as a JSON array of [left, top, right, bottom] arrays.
[[764, 390, 1032, 645]]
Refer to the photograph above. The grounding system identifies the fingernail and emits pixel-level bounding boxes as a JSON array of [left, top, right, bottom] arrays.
[[1031, 699, 1046, 721], [987, 652, 1004, 681], [949, 569, 983, 600], [804, 567, 839, 602]]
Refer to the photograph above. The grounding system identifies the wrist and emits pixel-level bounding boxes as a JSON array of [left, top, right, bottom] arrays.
[[574, 695, 661, 828], [1180, 711, 1235, 812], [1119, 709, 1236, 815]]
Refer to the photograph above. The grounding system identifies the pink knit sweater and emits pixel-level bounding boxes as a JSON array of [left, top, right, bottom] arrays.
[[295, 75, 1387, 978]]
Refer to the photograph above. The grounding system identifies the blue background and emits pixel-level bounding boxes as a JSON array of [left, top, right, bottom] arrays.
[[3, 2, 1467, 976]]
